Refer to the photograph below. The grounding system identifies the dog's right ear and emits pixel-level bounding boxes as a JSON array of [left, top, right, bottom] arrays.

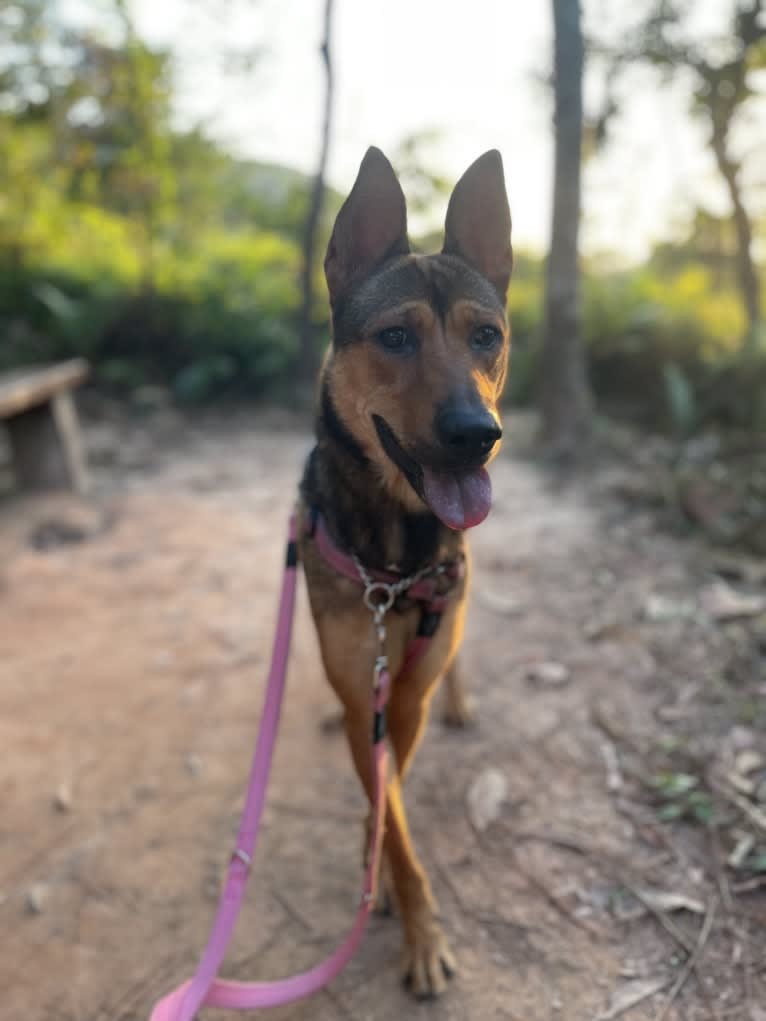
[[324, 147, 409, 306]]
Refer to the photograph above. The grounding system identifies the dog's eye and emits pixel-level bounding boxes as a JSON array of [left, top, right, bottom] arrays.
[[471, 325, 502, 351], [376, 326, 416, 354]]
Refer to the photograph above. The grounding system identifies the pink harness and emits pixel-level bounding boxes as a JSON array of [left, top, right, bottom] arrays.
[[148, 512, 462, 1020]]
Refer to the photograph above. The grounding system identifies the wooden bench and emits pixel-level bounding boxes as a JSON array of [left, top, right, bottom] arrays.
[[0, 359, 90, 493]]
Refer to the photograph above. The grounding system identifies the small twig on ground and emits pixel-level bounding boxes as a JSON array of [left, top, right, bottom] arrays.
[[513, 826, 673, 879], [474, 828, 605, 938], [622, 880, 723, 1021], [511, 851, 604, 940], [511, 828, 594, 858], [654, 896, 719, 1021], [98, 952, 187, 1021], [229, 918, 294, 977], [623, 882, 696, 954], [271, 889, 316, 934], [600, 739, 624, 792], [597, 976, 674, 1021], [708, 826, 734, 913], [612, 799, 690, 865], [709, 776, 766, 838], [731, 875, 766, 895], [321, 985, 358, 1020]]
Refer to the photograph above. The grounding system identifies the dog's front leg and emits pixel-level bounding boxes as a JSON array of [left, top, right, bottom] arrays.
[[442, 658, 475, 728], [343, 690, 456, 998], [311, 592, 458, 998], [384, 681, 457, 997]]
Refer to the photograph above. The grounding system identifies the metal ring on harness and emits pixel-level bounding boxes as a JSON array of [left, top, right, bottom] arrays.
[[362, 582, 396, 615]]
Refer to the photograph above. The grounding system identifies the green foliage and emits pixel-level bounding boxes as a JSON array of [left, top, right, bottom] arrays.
[[505, 255, 545, 405], [746, 852, 766, 873], [661, 362, 696, 435], [0, 0, 318, 403], [0, 220, 301, 400], [651, 771, 715, 825], [500, 250, 765, 431], [580, 261, 759, 428]]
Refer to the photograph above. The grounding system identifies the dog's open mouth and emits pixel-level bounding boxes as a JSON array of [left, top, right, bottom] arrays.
[[372, 415, 492, 531]]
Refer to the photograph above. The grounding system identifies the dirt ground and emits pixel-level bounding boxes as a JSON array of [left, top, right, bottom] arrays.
[[1, 408, 764, 1021]]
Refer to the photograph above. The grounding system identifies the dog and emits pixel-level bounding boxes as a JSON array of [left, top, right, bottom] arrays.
[[297, 146, 512, 998]]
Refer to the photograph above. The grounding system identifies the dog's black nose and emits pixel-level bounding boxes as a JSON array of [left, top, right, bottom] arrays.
[[435, 403, 502, 459]]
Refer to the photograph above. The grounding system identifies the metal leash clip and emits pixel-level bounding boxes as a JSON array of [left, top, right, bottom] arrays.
[[353, 555, 430, 691]]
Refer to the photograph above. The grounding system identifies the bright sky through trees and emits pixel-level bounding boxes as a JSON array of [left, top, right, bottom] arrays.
[[60, 0, 766, 263]]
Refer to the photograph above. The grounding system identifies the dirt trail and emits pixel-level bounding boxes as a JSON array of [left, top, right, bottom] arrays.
[[1, 412, 763, 1021]]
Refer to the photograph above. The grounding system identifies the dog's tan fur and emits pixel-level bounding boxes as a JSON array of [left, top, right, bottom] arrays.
[[297, 147, 512, 997]]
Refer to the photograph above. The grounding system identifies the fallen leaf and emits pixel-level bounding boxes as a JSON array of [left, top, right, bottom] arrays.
[[526, 661, 571, 687], [735, 750, 764, 776], [582, 615, 620, 641], [467, 768, 508, 832], [644, 594, 695, 622], [600, 741, 623, 792], [728, 833, 756, 869], [52, 782, 72, 813], [699, 580, 766, 621], [727, 770, 757, 796], [477, 589, 524, 616], [185, 753, 204, 778], [26, 883, 49, 915], [727, 726, 758, 752], [596, 976, 671, 1020], [712, 553, 766, 586], [632, 887, 705, 915]]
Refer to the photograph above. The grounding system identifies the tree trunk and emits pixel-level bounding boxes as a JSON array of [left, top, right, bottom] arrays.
[[539, 0, 593, 457], [298, 0, 335, 384], [710, 124, 761, 344]]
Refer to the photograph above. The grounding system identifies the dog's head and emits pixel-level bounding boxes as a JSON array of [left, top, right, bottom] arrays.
[[322, 147, 512, 531]]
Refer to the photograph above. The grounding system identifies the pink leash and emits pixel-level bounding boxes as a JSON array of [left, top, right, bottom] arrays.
[[148, 514, 390, 1019]]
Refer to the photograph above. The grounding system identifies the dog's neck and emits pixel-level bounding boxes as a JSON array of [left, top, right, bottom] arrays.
[[301, 386, 462, 576]]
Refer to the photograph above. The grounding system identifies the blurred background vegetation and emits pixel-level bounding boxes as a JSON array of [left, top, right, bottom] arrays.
[[0, 0, 764, 436]]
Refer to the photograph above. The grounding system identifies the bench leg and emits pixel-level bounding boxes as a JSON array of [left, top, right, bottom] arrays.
[[7, 392, 89, 493]]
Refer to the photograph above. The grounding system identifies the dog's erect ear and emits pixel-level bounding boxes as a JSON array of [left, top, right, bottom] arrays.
[[442, 150, 512, 301], [324, 147, 409, 306]]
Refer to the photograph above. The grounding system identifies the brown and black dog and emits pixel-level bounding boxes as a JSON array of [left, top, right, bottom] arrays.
[[297, 147, 512, 998]]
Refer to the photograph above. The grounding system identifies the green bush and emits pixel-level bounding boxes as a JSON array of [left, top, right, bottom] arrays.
[[500, 256, 764, 430], [0, 218, 304, 401], [582, 265, 762, 429]]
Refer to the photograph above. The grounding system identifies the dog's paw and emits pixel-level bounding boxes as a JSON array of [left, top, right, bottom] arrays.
[[401, 921, 457, 999], [442, 692, 476, 729]]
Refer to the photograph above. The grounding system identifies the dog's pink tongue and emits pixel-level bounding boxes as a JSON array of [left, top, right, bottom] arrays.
[[422, 467, 492, 531]]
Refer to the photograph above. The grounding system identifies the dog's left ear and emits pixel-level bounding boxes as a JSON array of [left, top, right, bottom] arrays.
[[442, 150, 512, 301]]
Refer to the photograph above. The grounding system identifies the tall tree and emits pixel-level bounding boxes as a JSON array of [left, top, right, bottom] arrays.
[[80, 0, 175, 291], [298, 0, 335, 383], [0, 0, 176, 288], [539, 0, 593, 457], [598, 0, 765, 345], [0, 1, 83, 269], [0, 0, 76, 117]]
